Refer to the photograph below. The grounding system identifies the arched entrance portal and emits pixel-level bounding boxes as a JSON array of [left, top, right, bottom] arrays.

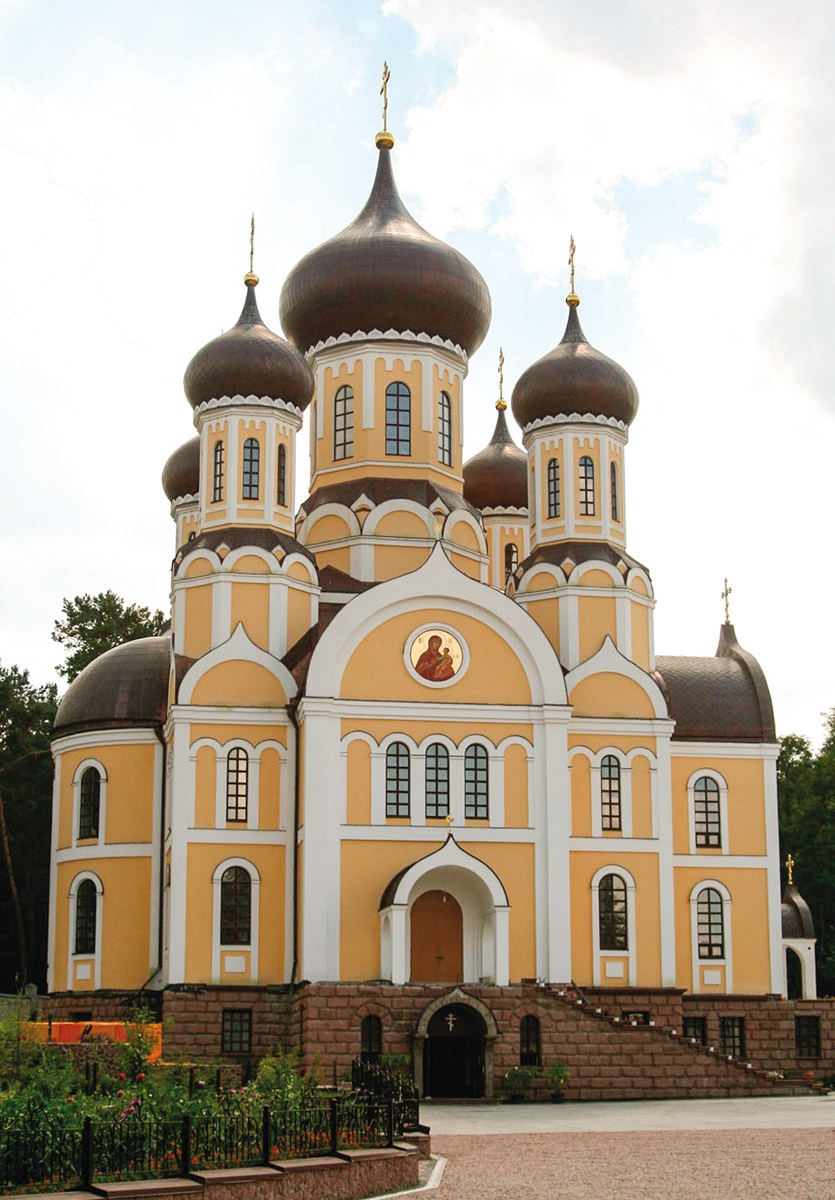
[[410, 890, 463, 982], [424, 1004, 485, 1098]]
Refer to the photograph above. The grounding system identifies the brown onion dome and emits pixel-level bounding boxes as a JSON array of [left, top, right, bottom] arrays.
[[53, 636, 170, 737], [279, 141, 491, 356], [162, 436, 200, 501], [463, 405, 528, 510], [184, 278, 314, 411], [511, 300, 639, 429]]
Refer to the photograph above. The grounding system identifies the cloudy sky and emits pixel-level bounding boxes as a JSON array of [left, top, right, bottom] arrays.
[[1, 0, 833, 744]]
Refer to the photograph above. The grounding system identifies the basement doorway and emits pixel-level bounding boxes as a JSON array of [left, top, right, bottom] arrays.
[[423, 1003, 486, 1098]]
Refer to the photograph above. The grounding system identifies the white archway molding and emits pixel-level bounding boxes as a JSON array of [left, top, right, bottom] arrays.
[[68, 870, 104, 991], [223, 545, 280, 574], [278, 553, 319, 585], [565, 636, 668, 719], [178, 623, 298, 706], [71, 758, 107, 849], [685, 768, 729, 855], [591, 864, 637, 986], [379, 836, 510, 987], [306, 542, 568, 706], [414, 986, 499, 1039], [567, 560, 626, 588], [442, 510, 489, 556], [516, 563, 567, 594], [211, 857, 261, 984], [625, 567, 655, 599], [297, 502, 362, 544], [783, 939, 817, 999], [363, 498, 434, 538], [689, 879, 733, 994], [175, 547, 222, 580]]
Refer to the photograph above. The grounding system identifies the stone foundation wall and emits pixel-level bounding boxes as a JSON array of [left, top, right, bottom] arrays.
[[162, 986, 294, 1065]]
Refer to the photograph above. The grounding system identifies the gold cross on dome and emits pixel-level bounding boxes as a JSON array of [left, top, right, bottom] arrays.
[[249, 213, 255, 275], [721, 578, 732, 624], [568, 235, 576, 294], [380, 62, 391, 131], [497, 346, 506, 409], [785, 853, 794, 886]]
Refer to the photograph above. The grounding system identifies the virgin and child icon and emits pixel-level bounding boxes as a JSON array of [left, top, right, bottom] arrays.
[[409, 629, 464, 682]]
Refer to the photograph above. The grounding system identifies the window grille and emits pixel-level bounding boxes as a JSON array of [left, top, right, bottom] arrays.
[[519, 1015, 541, 1066], [425, 743, 450, 819], [361, 1015, 382, 1063], [601, 756, 621, 831], [222, 1009, 252, 1054], [547, 458, 560, 518], [719, 1016, 745, 1057], [697, 888, 725, 958], [598, 874, 628, 950], [683, 1015, 707, 1044], [438, 392, 452, 465], [242, 438, 260, 499], [212, 441, 225, 502], [579, 455, 595, 516], [334, 385, 354, 460], [464, 744, 489, 819], [74, 879, 97, 955], [220, 867, 251, 945], [79, 768, 101, 839], [611, 461, 619, 521], [694, 777, 721, 847], [385, 382, 411, 455], [276, 444, 287, 505], [386, 743, 410, 817], [226, 748, 248, 822], [795, 1015, 821, 1058]]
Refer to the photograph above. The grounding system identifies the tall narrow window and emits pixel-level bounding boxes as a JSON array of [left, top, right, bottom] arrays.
[[600, 755, 621, 831], [425, 743, 450, 819], [385, 382, 411, 455], [212, 441, 225, 502], [438, 391, 452, 465], [386, 743, 410, 817], [75, 879, 97, 955], [697, 888, 724, 958], [694, 777, 721, 847], [547, 458, 561, 518], [226, 748, 248, 822], [79, 768, 101, 840], [719, 1016, 745, 1057], [464, 744, 489, 819], [242, 438, 260, 499], [610, 461, 619, 521], [579, 455, 595, 516], [276, 444, 287, 506], [598, 874, 628, 950], [360, 1015, 382, 1063], [220, 866, 251, 945], [504, 543, 519, 581], [334, 385, 354, 460], [520, 1015, 541, 1066]]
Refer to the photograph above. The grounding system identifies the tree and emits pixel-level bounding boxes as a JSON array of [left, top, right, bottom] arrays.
[[52, 591, 166, 682], [778, 711, 835, 996], [0, 665, 57, 991]]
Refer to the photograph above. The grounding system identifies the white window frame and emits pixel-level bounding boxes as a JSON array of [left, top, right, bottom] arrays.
[[68, 870, 103, 990], [591, 865, 636, 986], [212, 858, 260, 984], [590, 749, 632, 837], [72, 759, 107, 848], [687, 769, 729, 855], [689, 879, 732, 993]]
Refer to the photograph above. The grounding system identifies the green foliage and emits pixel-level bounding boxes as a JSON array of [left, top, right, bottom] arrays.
[[778, 711, 835, 995], [502, 1065, 537, 1093], [379, 1052, 412, 1077], [544, 1061, 570, 1089], [52, 591, 166, 682]]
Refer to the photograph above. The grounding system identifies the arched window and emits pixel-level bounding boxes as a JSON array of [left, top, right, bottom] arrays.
[[610, 461, 619, 521], [504, 543, 518, 581], [547, 458, 561, 518], [385, 382, 411, 455], [694, 777, 721, 847], [697, 887, 724, 958], [74, 878, 97, 955], [220, 866, 251, 945], [226, 748, 248, 822], [212, 441, 225, 502], [438, 391, 452, 465], [579, 455, 595, 516], [385, 743, 410, 817], [598, 874, 628, 950], [242, 438, 260, 499], [425, 743, 450, 819], [334, 385, 354, 460], [78, 767, 101, 840], [276, 443, 287, 506], [360, 1014, 382, 1063], [519, 1015, 541, 1066], [601, 756, 621, 831], [464, 744, 489, 819]]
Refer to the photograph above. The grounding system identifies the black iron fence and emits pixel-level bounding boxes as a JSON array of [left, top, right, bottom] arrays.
[[351, 1058, 419, 1128], [0, 1098, 414, 1193]]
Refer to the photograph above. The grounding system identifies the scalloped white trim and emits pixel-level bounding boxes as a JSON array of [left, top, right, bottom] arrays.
[[303, 328, 468, 361], [523, 412, 627, 432], [168, 492, 198, 506], [192, 394, 304, 417], [481, 504, 529, 516]]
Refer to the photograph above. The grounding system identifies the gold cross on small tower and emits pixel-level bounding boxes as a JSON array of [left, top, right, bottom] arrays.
[[380, 61, 391, 131], [566, 235, 579, 306], [721, 578, 732, 624], [497, 346, 506, 411], [786, 853, 794, 886], [244, 213, 258, 286]]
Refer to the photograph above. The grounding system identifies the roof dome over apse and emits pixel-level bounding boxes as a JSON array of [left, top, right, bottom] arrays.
[[463, 402, 528, 510], [161, 436, 200, 501], [184, 276, 314, 412], [279, 134, 492, 356], [511, 296, 639, 429], [53, 636, 171, 737]]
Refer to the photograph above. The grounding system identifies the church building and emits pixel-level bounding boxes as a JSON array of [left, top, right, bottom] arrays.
[[47, 114, 832, 1098]]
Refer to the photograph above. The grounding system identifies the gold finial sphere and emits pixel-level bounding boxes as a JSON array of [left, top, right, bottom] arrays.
[[375, 129, 395, 149], [496, 399, 507, 411], [244, 272, 259, 286], [566, 291, 580, 307]]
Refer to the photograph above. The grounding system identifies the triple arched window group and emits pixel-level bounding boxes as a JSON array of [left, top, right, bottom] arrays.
[[210, 439, 287, 506], [385, 742, 489, 819], [545, 455, 620, 522], [333, 383, 453, 465]]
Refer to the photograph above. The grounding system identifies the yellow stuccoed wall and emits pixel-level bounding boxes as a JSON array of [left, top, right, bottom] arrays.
[[503, 744, 529, 827], [55, 857, 154, 991], [194, 746, 215, 828], [570, 673, 655, 719], [57, 743, 157, 849], [570, 850, 662, 987], [673, 866, 771, 993], [230, 582, 269, 652], [578, 596, 618, 662], [346, 740, 372, 824], [259, 747, 282, 828], [184, 584, 213, 660], [631, 755, 654, 838], [190, 661, 287, 708], [670, 757, 766, 855]]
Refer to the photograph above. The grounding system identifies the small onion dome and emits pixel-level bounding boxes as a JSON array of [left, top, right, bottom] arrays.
[[782, 882, 815, 939], [184, 278, 314, 411], [162, 436, 200, 501], [463, 404, 527, 510], [279, 141, 491, 356], [511, 299, 639, 429], [53, 636, 170, 737]]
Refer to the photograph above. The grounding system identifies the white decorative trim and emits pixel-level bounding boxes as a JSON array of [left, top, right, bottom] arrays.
[[70, 759, 107, 849], [178, 623, 298, 705], [480, 505, 529, 517], [686, 768, 729, 856], [591, 865, 637, 986], [304, 328, 468, 364], [211, 857, 261, 984], [523, 412, 627, 433], [193, 394, 303, 419], [670, 742, 780, 760], [68, 870, 104, 991], [565, 635, 668, 718], [689, 879, 733, 994], [783, 939, 817, 999]]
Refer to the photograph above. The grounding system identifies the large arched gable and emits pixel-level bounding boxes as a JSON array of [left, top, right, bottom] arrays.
[[179, 623, 298, 707], [566, 636, 668, 720]]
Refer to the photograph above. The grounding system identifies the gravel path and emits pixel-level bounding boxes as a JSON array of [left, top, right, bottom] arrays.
[[430, 1129, 835, 1200]]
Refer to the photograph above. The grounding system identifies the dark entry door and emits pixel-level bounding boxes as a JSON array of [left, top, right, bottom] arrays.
[[423, 1004, 485, 1098]]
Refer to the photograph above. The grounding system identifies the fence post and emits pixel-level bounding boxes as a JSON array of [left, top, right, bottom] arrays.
[[261, 1106, 271, 1166], [387, 1099, 394, 1148], [329, 1097, 339, 1156], [80, 1117, 93, 1190], [181, 1115, 192, 1178]]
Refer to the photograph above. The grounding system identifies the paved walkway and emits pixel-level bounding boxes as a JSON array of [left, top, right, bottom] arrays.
[[415, 1097, 835, 1200]]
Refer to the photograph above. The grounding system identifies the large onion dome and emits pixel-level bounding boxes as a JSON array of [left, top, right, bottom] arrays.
[[464, 403, 527, 510], [162, 436, 200, 501], [184, 277, 314, 411], [279, 137, 491, 355], [53, 636, 170, 737], [512, 298, 639, 429]]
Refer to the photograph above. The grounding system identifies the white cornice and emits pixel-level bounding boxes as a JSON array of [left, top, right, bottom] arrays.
[[669, 741, 779, 760], [193, 395, 303, 421], [52, 728, 160, 754], [304, 328, 468, 364], [297, 696, 569, 723], [568, 718, 676, 736], [522, 413, 628, 434], [481, 505, 529, 517]]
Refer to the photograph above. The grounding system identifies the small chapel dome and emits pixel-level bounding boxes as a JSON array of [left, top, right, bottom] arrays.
[[511, 299, 639, 429], [781, 881, 815, 939], [463, 404, 528, 510], [53, 636, 170, 737], [184, 277, 314, 411], [279, 138, 492, 356], [161, 436, 200, 501]]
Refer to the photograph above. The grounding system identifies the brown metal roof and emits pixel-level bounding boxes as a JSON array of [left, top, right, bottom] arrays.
[[463, 407, 528, 510], [300, 476, 481, 521], [162, 436, 200, 501], [53, 636, 171, 738], [781, 884, 815, 938], [176, 524, 316, 565], [518, 539, 650, 579]]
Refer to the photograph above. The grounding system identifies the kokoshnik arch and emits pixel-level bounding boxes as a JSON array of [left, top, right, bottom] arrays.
[[46, 108, 832, 1098]]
